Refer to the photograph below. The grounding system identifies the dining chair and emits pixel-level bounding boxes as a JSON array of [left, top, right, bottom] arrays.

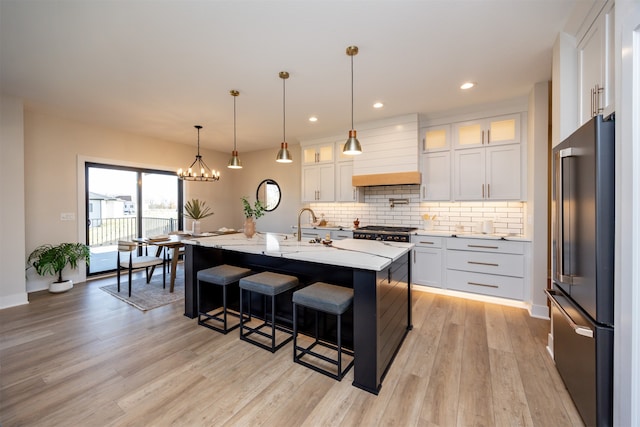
[[117, 241, 165, 297]]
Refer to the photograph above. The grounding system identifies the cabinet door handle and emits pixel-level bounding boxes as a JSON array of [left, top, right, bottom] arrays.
[[468, 260, 499, 267], [422, 185, 426, 198], [467, 244, 499, 249], [482, 130, 485, 145], [595, 84, 603, 114], [413, 250, 416, 263], [482, 184, 485, 198], [487, 183, 490, 198], [468, 281, 499, 289], [487, 129, 490, 144]]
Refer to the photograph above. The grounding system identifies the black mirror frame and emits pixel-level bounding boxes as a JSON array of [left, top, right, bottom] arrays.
[[256, 178, 281, 212]]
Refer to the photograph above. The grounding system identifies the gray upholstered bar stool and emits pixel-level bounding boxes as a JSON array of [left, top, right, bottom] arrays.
[[239, 271, 299, 352], [197, 264, 253, 334], [292, 282, 354, 381]]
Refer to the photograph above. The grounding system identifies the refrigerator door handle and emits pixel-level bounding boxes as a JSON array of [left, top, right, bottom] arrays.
[[546, 290, 594, 338], [556, 148, 579, 285]]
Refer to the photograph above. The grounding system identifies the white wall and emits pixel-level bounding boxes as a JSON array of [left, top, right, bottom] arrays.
[[614, 2, 640, 425], [0, 96, 28, 308]]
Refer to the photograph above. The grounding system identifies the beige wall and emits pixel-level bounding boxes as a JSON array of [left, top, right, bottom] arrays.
[[230, 145, 303, 234], [22, 109, 253, 292], [1, 96, 28, 308]]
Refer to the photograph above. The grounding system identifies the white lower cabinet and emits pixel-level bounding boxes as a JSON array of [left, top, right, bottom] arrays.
[[411, 235, 443, 288], [445, 238, 525, 300]]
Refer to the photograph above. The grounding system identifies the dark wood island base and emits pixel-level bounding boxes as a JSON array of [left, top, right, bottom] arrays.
[[184, 242, 412, 394]]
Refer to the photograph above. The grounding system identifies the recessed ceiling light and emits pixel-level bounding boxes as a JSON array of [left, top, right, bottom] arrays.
[[308, 116, 318, 122], [373, 102, 384, 109], [460, 82, 475, 90]]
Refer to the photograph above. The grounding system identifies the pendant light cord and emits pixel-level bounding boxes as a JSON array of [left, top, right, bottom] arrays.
[[350, 53, 354, 130], [233, 95, 237, 151], [282, 77, 286, 142]]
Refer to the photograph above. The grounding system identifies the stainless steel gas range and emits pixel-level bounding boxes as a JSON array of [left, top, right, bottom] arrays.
[[352, 225, 417, 243]]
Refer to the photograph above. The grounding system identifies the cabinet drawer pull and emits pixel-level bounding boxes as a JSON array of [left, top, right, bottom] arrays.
[[468, 261, 499, 267], [468, 281, 499, 289], [467, 244, 499, 249], [419, 241, 435, 245]]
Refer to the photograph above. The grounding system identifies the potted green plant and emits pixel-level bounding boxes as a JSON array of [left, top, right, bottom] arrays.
[[241, 196, 265, 238], [183, 199, 214, 234], [27, 243, 90, 293]]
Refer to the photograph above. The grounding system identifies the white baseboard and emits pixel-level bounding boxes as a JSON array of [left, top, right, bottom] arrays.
[[0, 292, 29, 309], [546, 332, 554, 360], [529, 303, 550, 319]]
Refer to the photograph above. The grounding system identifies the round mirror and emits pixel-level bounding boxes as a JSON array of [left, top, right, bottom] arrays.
[[256, 179, 281, 212]]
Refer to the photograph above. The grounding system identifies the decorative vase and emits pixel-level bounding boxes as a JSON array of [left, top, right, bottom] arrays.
[[243, 218, 256, 238], [192, 220, 201, 235]]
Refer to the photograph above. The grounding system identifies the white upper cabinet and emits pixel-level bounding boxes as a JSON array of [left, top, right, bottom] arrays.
[[421, 124, 450, 152], [336, 161, 363, 202], [578, 0, 615, 124], [453, 114, 521, 148], [421, 151, 451, 201], [302, 163, 335, 202], [453, 145, 521, 201]]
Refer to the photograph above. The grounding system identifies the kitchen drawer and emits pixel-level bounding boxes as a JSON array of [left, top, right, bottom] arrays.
[[446, 238, 524, 254], [446, 269, 524, 300], [446, 250, 524, 277], [331, 230, 353, 240], [411, 235, 444, 248]]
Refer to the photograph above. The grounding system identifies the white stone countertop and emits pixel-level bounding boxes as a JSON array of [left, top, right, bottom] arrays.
[[413, 230, 531, 242], [183, 232, 413, 271]]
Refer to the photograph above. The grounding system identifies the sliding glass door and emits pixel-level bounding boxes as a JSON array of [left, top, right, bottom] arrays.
[[86, 163, 182, 275]]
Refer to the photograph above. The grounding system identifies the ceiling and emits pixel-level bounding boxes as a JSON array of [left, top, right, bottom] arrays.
[[1, 0, 580, 153]]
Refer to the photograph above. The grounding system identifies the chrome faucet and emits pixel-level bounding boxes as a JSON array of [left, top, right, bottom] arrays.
[[297, 208, 318, 241]]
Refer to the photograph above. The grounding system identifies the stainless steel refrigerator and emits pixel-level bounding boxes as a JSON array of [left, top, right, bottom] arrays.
[[547, 114, 615, 427]]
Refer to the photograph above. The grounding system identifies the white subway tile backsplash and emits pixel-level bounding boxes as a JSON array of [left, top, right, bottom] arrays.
[[309, 185, 524, 235]]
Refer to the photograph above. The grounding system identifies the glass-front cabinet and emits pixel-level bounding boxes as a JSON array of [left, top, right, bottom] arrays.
[[422, 124, 450, 152], [302, 143, 334, 164], [453, 114, 520, 148]]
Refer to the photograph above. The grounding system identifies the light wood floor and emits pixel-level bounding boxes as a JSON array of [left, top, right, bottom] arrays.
[[1, 270, 584, 426]]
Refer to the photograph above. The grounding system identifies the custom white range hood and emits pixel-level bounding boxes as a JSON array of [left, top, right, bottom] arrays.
[[351, 113, 421, 187]]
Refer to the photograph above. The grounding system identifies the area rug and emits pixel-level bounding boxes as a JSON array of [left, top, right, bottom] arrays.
[[100, 271, 184, 311]]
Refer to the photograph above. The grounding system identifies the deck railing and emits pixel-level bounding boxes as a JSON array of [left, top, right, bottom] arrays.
[[88, 217, 177, 246]]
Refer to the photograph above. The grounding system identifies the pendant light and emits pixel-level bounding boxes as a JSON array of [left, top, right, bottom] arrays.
[[177, 125, 220, 181], [275, 71, 293, 163], [343, 45, 362, 155], [227, 90, 242, 169]]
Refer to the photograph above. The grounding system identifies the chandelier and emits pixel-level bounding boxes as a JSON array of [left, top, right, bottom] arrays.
[[177, 125, 220, 181]]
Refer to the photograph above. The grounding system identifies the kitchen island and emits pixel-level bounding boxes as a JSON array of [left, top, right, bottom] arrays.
[[182, 232, 413, 394]]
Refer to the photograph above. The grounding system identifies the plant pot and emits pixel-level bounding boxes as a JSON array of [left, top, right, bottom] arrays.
[[49, 280, 73, 293], [243, 218, 256, 238], [192, 220, 201, 235]]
